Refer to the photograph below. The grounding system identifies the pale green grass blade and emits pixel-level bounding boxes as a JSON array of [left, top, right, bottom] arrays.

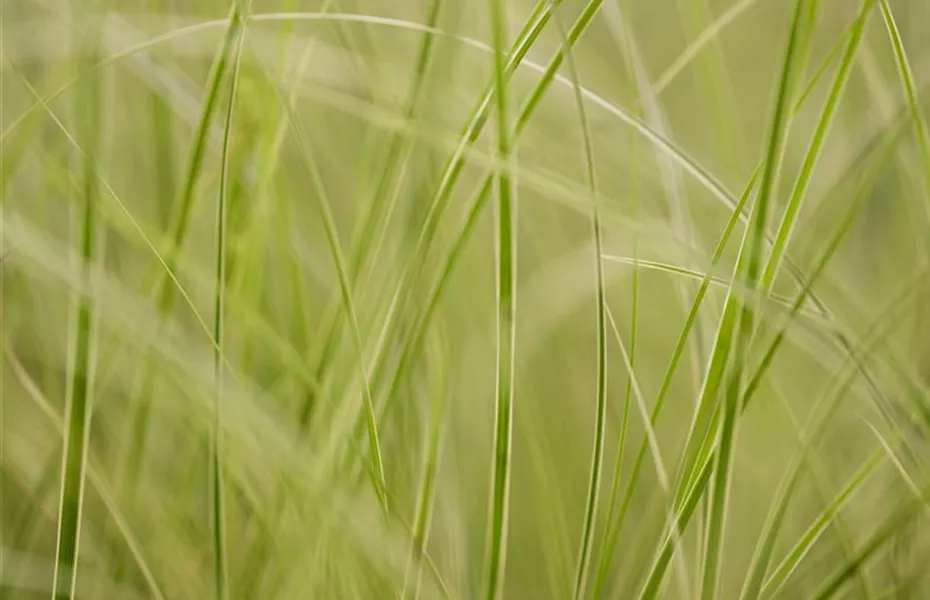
[[760, 0, 875, 296], [760, 450, 885, 599], [654, 0, 761, 95], [591, 121, 644, 600], [738, 116, 900, 600], [879, 0, 930, 201], [53, 25, 102, 600], [367, 0, 607, 444], [484, 0, 516, 596], [700, 0, 812, 593], [211, 3, 248, 597], [811, 488, 928, 600], [5, 347, 166, 600], [549, 11, 609, 598], [401, 330, 448, 600], [605, 305, 692, 599], [123, 1, 244, 491], [299, 0, 445, 432], [248, 32, 388, 512]]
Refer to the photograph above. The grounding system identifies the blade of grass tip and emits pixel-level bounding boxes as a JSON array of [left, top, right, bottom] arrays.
[[811, 487, 928, 600], [550, 10, 608, 598], [401, 329, 449, 600], [484, 0, 516, 596], [739, 121, 902, 600], [53, 24, 102, 600], [246, 35, 389, 512], [211, 3, 248, 598], [298, 0, 445, 432], [700, 0, 812, 594], [759, 0, 875, 298], [122, 0, 245, 492]]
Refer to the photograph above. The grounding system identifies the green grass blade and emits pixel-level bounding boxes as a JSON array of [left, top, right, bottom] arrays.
[[123, 1, 245, 491], [811, 489, 928, 600], [211, 4, 248, 597], [401, 330, 448, 600], [760, 450, 885, 599], [484, 0, 516, 596], [52, 25, 102, 600], [547, 11, 609, 598], [700, 0, 812, 593], [879, 0, 930, 202], [760, 0, 875, 296], [248, 30, 388, 512], [738, 118, 900, 600], [299, 0, 445, 432]]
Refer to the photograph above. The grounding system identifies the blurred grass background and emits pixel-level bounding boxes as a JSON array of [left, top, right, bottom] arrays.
[[3, 0, 930, 598]]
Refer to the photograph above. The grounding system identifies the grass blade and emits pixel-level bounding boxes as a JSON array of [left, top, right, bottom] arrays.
[[548, 12, 609, 599], [52, 23, 102, 600], [211, 3, 249, 597], [123, 0, 246, 491], [760, 0, 875, 295], [484, 0, 516, 596]]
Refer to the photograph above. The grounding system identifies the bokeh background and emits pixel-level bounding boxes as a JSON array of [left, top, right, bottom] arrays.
[[3, 0, 930, 598]]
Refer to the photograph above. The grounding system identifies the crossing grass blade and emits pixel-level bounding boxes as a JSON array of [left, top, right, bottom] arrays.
[[760, 0, 875, 296], [738, 114, 901, 600]]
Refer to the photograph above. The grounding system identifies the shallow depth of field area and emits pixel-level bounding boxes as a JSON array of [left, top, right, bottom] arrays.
[[3, 0, 930, 598]]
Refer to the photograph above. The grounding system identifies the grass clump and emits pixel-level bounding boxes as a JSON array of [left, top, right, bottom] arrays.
[[2, 0, 930, 598]]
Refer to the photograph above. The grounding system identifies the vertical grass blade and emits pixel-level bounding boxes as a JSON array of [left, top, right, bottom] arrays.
[[211, 3, 249, 598], [550, 12, 609, 599], [738, 119, 901, 600], [699, 1, 812, 597], [484, 0, 517, 597], [879, 0, 930, 202], [52, 24, 102, 600], [123, 1, 246, 490], [760, 0, 875, 295]]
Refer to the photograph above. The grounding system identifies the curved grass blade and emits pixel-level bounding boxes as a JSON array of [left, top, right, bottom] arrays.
[[484, 0, 516, 596], [546, 12, 609, 599]]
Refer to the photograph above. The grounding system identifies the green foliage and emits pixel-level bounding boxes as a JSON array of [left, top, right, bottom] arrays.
[[2, 0, 930, 598]]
